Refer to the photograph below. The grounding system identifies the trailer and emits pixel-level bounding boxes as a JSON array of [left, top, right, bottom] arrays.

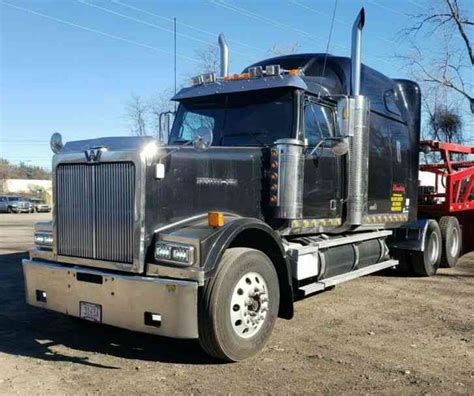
[[419, 140, 474, 253], [21, 8, 464, 362]]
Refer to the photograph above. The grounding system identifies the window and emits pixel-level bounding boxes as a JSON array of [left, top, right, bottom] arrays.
[[304, 101, 335, 146], [175, 111, 215, 142], [169, 89, 294, 147], [0, 197, 6, 202], [384, 89, 401, 116]]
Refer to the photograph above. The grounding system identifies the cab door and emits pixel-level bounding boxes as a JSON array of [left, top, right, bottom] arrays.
[[302, 98, 343, 220]]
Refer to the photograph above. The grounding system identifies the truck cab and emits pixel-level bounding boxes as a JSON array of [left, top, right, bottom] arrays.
[[23, 9, 443, 362]]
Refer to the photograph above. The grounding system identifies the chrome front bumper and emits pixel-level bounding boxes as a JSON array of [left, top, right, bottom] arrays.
[[22, 259, 199, 339]]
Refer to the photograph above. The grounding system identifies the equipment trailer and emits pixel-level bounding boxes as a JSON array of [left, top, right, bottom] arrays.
[[23, 9, 462, 361]]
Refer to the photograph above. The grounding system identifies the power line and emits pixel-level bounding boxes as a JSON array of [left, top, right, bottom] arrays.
[[77, 0, 252, 58], [208, 0, 340, 49], [367, 0, 409, 17], [111, 0, 265, 52], [1, 1, 199, 62], [210, 0, 394, 68], [290, 0, 397, 45], [289, 0, 348, 26]]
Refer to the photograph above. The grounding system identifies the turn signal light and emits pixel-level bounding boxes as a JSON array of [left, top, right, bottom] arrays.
[[223, 73, 250, 81], [208, 212, 225, 227], [288, 69, 302, 76]]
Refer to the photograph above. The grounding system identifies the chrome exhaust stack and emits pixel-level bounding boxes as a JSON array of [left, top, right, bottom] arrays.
[[350, 8, 365, 96], [346, 8, 370, 226], [218, 33, 229, 77]]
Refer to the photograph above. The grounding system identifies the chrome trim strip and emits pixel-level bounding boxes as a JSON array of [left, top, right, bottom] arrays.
[[153, 212, 240, 234]]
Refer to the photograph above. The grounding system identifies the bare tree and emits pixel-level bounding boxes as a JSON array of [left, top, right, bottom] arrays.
[[267, 42, 300, 57], [400, 0, 473, 113], [428, 106, 463, 143], [149, 88, 176, 141], [126, 94, 149, 136], [195, 44, 221, 74]]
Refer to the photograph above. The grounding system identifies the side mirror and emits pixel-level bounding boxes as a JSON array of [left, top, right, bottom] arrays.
[[330, 139, 349, 156], [192, 126, 213, 152], [50, 132, 64, 153], [158, 111, 174, 144], [306, 137, 348, 158]]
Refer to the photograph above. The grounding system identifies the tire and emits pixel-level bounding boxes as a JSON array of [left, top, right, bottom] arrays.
[[439, 216, 461, 268], [393, 249, 413, 275], [7, 207, 13, 213], [198, 248, 280, 362], [410, 220, 442, 277]]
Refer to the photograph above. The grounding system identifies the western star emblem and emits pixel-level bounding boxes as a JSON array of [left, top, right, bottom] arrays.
[[85, 147, 104, 163]]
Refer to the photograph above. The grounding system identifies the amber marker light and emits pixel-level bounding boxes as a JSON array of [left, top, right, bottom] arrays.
[[208, 212, 225, 227], [288, 69, 301, 76]]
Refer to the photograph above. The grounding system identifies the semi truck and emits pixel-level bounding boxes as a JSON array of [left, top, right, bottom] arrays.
[[23, 9, 464, 361]]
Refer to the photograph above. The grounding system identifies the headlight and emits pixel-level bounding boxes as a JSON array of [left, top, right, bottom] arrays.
[[35, 231, 53, 248], [154, 241, 195, 266]]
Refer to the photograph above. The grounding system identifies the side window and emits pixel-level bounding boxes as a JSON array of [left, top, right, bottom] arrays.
[[177, 112, 214, 141], [0, 197, 6, 202], [384, 89, 401, 116], [304, 101, 335, 146]]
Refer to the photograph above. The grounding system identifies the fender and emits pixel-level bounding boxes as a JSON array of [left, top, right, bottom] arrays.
[[153, 215, 294, 319], [388, 218, 430, 252], [201, 217, 294, 319]]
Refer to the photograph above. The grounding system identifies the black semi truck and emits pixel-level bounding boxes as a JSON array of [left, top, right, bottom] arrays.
[[24, 9, 461, 361]]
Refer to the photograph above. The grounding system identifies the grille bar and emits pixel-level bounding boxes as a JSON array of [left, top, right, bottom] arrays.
[[56, 162, 135, 263]]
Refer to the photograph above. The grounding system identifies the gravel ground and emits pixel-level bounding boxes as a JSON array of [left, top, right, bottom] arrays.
[[0, 213, 472, 395]]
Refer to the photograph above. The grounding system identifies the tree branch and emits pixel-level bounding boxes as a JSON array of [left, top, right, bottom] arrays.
[[445, 0, 474, 64]]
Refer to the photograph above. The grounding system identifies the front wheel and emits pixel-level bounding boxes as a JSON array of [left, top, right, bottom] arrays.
[[198, 248, 280, 362]]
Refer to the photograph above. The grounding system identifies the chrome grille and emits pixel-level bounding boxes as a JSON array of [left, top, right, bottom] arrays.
[[56, 162, 135, 263]]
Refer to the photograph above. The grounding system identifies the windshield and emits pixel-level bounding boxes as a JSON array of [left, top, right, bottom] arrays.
[[169, 89, 294, 146]]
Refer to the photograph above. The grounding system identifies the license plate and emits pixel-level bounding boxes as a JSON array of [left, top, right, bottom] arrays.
[[79, 301, 102, 323]]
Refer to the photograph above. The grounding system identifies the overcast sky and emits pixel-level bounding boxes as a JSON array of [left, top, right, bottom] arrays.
[[1, 0, 472, 169]]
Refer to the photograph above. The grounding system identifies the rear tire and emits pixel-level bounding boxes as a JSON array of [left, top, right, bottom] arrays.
[[198, 248, 280, 362], [410, 220, 442, 277], [439, 216, 461, 268]]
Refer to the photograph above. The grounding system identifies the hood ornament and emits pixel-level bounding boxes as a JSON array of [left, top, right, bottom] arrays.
[[85, 146, 106, 163]]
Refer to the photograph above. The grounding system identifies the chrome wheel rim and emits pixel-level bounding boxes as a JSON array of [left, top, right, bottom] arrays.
[[450, 227, 460, 257], [428, 232, 440, 265], [230, 272, 269, 339]]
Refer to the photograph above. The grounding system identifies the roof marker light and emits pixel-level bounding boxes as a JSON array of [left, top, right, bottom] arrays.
[[265, 65, 281, 76], [248, 66, 263, 78]]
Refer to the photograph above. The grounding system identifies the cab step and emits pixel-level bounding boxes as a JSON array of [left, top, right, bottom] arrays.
[[298, 259, 398, 297]]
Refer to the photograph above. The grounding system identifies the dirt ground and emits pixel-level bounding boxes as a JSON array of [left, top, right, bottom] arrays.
[[0, 213, 472, 395]]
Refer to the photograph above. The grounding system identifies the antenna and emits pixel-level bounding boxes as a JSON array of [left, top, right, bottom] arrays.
[[321, 0, 338, 78], [174, 17, 177, 111]]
